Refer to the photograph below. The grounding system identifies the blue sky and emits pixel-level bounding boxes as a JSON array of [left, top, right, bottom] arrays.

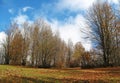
[[0, 0, 80, 29], [0, 0, 56, 30], [0, 0, 119, 50], [0, 0, 96, 30]]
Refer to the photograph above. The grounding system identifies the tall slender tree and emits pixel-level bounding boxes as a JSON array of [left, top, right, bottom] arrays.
[[85, 1, 117, 66]]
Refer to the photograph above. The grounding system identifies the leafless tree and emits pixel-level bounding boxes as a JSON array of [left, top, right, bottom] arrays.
[[85, 1, 118, 66]]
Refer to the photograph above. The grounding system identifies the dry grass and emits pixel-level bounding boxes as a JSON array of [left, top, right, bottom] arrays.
[[0, 65, 120, 83]]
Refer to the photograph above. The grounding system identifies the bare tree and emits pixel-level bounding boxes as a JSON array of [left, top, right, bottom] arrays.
[[85, 1, 117, 66], [21, 22, 30, 65], [66, 39, 73, 67], [71, 42, 85, 67], [2, 24, 16, 64], [9, 26, 24, 65]]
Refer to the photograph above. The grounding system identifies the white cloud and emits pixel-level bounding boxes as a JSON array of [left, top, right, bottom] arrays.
[[8, 9, 14, 14], [56, 0, 95, 11], [111, 0, 119, 3], [12, 14, 33, 28], [56, 0, 119, 11], [0, 32, 7, 47], [23, 6, 33, 12], [12, 13, 33, 26], [13, 14, 28, 25], [12, 7, 34, 26]]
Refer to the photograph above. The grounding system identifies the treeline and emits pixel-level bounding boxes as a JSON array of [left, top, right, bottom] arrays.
[[0, 1, 120, 68], [0, 19, 91, 68]]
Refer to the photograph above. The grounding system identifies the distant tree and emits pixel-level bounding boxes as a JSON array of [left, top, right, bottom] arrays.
[[30, 22, 40, 66], [9, 27, 24, 65], [81, 51, 91, 68], [29, 19, 65, 68], [56, 40, 68, 68], [66, 39, 73, 67], [40, 24, 56, 67], [52, 31, 61, 67], [2, 24, 15, 64], [2, 36, 11, 64], [21, 22, 30, 66], [71, 42, 85, 67], [0, 48, 4, 64]]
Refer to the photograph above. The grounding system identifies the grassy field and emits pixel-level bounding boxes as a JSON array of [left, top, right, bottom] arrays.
[[0, 65, 120, 83]]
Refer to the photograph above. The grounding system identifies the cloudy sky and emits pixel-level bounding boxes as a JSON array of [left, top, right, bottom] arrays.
[[0, 0, 119, 50]]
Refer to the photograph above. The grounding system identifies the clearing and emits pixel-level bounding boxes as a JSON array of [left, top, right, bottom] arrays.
[[0, 65, 120, 83]]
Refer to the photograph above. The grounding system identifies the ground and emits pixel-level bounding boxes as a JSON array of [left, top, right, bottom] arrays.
[[0, 65, 120, 83]]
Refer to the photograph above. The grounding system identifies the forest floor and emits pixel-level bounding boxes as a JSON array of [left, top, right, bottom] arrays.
[[0, 65, 120, 83]]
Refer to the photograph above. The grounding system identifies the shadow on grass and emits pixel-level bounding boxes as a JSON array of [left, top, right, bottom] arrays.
[[0, 77, 120, 83], [0, 77, 90, 83], [0, 77, 45, 83]]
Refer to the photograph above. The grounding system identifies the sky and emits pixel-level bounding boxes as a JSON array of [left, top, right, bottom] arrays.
[[0, 0, 119, 50]]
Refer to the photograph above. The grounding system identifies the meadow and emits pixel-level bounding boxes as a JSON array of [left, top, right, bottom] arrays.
[[0, 65, 120, 83]]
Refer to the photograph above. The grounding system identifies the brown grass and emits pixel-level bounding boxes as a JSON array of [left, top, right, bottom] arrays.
[[0, 65, 120, 83]]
